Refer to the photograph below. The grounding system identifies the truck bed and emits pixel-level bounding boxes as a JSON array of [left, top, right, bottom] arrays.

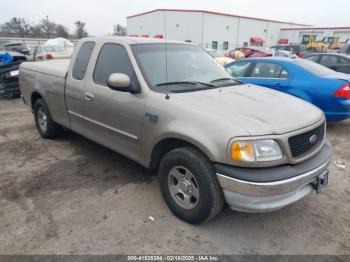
[[20, 59, 70, 78], [19, 59, 71, 129]]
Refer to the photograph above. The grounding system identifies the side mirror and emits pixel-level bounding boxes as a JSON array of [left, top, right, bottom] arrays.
[[107, 73, 130, 92]]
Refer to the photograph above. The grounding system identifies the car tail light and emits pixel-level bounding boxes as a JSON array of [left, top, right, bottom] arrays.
[[298, 52, 305, 58], [46, 54, 54, 60], [334, 82, 350, 99]]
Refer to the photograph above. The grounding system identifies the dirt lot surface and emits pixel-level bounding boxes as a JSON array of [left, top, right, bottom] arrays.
[[0, 98, 349, 255]]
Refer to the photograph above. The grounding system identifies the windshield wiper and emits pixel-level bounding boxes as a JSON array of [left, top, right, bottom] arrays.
[[210, 78, 243, 86], [210, 78, 236, 83], [156, 81, 216, 88]]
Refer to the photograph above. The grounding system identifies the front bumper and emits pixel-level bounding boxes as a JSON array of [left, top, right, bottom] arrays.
[[215, 142, 332, 213]]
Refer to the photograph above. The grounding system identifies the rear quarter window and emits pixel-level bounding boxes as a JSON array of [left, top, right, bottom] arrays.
[[72, 41, 95, 80]]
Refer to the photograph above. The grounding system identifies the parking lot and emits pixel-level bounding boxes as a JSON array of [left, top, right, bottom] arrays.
[[0, 98, 349, 255]]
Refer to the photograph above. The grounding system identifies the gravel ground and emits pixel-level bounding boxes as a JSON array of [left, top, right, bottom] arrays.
[[0, 98, 349, 255]]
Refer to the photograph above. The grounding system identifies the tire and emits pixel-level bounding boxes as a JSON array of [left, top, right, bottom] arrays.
[[158, 147, 224, 224], [33, 99, 62, 139]]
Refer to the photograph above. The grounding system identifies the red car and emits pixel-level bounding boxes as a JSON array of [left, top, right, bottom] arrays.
[[226, 47, 272, 59]]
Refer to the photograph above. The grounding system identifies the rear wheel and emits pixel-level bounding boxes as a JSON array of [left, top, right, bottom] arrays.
[[34, 99, 62, 139], [159, 147, 224, 224]]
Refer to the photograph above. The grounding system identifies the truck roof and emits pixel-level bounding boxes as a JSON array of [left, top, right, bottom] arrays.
[[82, 36, 191, 45]]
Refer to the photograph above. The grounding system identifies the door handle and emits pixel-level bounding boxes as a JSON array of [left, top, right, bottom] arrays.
[[84, 92, 94, 101]]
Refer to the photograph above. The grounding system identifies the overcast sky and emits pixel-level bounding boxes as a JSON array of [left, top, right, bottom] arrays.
[[1, 0, 349, 36]]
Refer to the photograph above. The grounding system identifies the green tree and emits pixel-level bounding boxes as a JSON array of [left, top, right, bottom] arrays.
[[55, 24, 69, 38], [39, 16, 57, 38], [0, 17, 31, 37], [74, 20, 88, 39], [29, 25, 42, 38], [113, 24, 127, 36]]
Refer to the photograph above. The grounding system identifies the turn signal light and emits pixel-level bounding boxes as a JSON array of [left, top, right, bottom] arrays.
[[231, 142, 255, 162], [46, 54, 54, 60]]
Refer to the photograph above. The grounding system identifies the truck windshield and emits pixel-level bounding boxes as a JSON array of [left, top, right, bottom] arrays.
[[131, 43, 239, 92]]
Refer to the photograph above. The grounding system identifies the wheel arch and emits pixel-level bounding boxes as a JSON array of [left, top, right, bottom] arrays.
[[31, 91, 44, 110], [148, 137, 215, 170]]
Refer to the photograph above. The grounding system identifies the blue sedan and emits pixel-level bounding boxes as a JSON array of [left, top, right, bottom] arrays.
[[225, 57, 350, 121]]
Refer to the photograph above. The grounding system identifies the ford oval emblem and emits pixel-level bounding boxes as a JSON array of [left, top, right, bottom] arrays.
[[309, 134, 318, 144]]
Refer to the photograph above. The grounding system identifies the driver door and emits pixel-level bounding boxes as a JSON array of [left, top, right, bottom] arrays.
[[82, 43, 145, 162]]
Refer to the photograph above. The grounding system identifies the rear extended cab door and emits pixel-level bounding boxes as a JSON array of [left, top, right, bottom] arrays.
[[65, 40, 96, 135]]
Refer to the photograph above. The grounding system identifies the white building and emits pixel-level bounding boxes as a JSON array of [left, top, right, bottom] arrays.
[[279, 27, 350, 44], [126, 9, 309, 51], [127, 9, 350, 51]]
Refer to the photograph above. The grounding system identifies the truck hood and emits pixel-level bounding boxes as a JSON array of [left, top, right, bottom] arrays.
[[176, 84, 324, 136]]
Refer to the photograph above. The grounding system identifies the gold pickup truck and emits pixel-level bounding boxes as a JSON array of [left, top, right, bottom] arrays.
[[19, 37, 332, 224]]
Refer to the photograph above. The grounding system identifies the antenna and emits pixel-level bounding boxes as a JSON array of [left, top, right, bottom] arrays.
[[162, 8, 170, 99]]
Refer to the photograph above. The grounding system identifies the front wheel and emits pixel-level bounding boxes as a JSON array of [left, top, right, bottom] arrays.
[[158, 147, 224, 224], [33, 99, 62, 139]]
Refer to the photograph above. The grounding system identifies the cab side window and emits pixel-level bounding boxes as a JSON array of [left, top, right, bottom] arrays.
[[251, 62, 288, 79], [93, 43, 134, 86], [72, 41, 95, 80]]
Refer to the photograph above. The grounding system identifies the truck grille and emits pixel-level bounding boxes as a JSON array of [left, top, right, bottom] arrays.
[[288, 123, 325, 158]]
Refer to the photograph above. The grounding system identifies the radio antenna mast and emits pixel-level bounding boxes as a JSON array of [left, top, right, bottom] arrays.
[[163, 8, 170, 99]]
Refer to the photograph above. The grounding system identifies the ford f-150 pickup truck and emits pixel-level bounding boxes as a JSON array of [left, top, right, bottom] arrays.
[[19, 37, 332, 224]]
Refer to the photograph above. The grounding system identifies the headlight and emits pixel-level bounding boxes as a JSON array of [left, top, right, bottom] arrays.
[[230, 140, 283, 162]]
